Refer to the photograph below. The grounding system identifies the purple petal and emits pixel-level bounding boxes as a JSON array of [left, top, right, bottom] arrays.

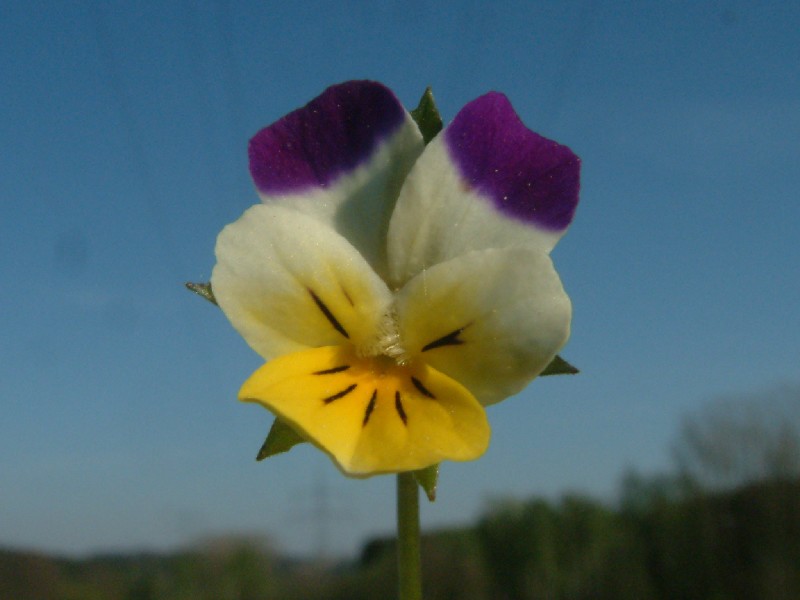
[[444, 93, 580, 231], [249, 81, 407, 194]]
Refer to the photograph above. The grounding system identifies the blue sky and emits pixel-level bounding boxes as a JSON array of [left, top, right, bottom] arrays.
[[2, 0, 799, 558]]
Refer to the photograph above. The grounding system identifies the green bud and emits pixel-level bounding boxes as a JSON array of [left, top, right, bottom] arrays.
[[410, 87, 443, 145]]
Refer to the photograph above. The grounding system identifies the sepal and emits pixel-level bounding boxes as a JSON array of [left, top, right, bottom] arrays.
[[185, 282, 217, 305], [256, 418, 307, 460], [540, 355, 579, 376], [413, 463, 439, 502], [410, 87, 443, 145]]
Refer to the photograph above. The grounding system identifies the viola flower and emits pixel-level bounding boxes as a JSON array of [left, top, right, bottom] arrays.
[[211, 81, 579, 477]]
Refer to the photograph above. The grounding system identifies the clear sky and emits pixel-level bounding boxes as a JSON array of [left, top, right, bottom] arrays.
[[2, 0, 799, 559]]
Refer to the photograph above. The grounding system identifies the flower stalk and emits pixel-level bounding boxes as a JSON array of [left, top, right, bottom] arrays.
[[397, 472, 422, 600]]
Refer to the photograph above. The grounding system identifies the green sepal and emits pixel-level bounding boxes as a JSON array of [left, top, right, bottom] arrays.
[[413, 464, 439, 502], [185, 281, 218, 306], [256, 418, 307, 461], [540, 355, 579, 376], [410, 87, 443, 144]]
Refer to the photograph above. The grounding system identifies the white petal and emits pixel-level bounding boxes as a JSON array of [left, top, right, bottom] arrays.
[[249, 82, 424, 278], [386, 92, 579, 287], [211, 205, 392, 360], [395, 246, 571, 405]]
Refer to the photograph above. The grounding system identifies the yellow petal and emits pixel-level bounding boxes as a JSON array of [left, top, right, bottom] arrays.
[[239, 346, 490, 477]]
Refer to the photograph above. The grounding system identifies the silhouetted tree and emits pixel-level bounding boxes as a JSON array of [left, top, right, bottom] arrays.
[[674, 385, 800, 490]]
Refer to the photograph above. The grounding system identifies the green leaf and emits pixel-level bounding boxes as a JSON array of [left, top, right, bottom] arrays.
[[185, 281, 218, 306], [256, 418, 307, 461], [540, 355, 579, 376], [410, 87, 443, 145], [413, 464, 439, 502]]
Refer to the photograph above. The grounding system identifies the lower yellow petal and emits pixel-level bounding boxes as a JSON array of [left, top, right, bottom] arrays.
[[239, 346, 490, 477]]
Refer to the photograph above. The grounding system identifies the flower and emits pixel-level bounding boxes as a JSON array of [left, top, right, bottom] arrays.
[[212, 81, 579, 477]]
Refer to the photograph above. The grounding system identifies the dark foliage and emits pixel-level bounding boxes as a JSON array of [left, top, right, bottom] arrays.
[[2, 478, 798, 599]]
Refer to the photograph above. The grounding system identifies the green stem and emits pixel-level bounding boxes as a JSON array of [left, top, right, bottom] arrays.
[[397, 472, 422, 600]]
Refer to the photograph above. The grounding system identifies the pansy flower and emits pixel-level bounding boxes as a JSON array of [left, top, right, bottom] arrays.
[[211, 81, 579, 477]]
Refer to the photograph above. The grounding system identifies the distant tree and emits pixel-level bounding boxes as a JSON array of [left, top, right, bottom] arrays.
[[419, 529, 489, 600], [0, 550, 61, 600], [674, 385, 800, 490], [477, 499, 551, 600], [126, 574, 157, 600], [620, 386, 800, 600], [476, 495, 646, 600]]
